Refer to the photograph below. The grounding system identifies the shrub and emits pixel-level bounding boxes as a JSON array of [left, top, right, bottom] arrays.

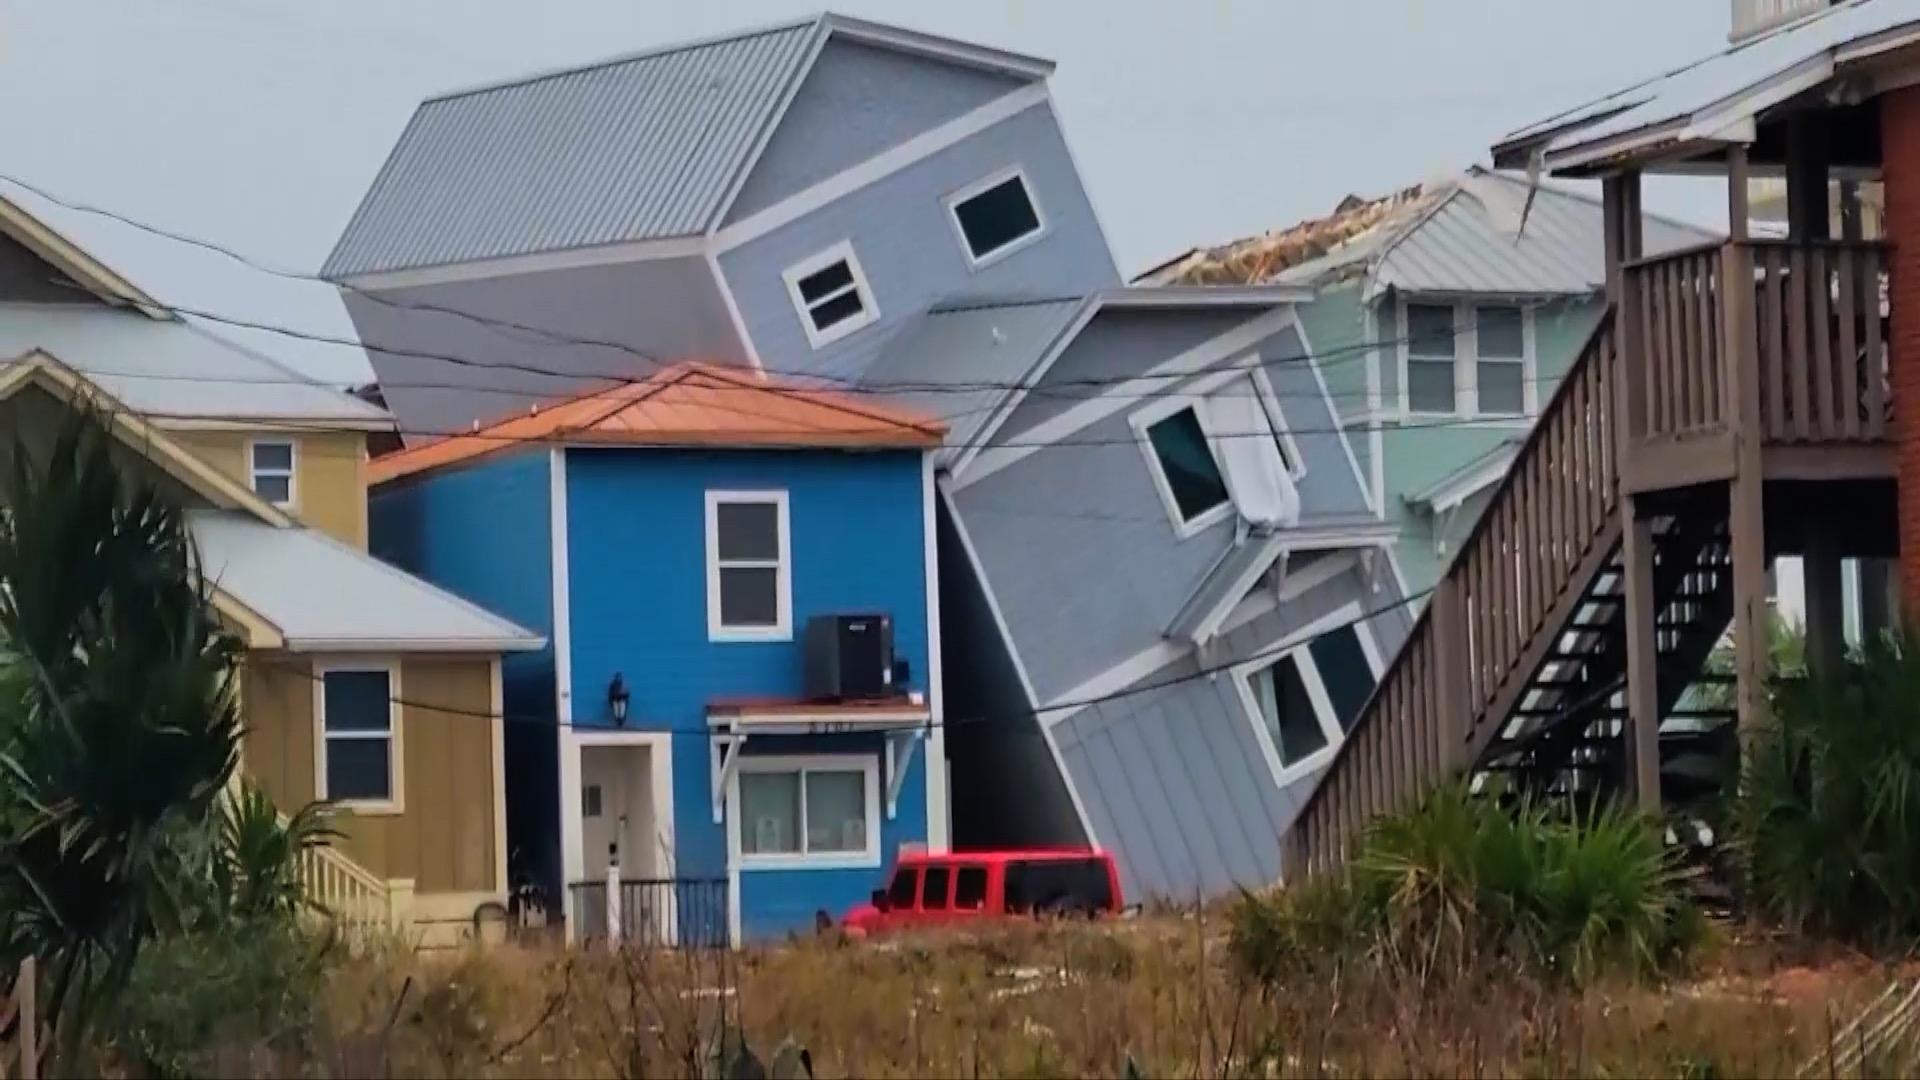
[[1234, 785, 1702, 989], [1731, 631, 1920, 945], [101, 917, 332, 1077]]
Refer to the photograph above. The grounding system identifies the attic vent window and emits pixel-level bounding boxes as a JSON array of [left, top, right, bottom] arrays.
[[783, 240, 878, 349], [946, 167, 1045, 268]]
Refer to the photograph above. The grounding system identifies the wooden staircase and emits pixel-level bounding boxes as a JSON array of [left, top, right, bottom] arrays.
[[1285, 235, 1894, 879]]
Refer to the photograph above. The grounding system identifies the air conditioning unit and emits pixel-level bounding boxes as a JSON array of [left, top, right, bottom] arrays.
[[805, 613, 894, 701]]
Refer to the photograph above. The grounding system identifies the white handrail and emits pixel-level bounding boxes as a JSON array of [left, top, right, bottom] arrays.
[[297, 843, 392, 928]]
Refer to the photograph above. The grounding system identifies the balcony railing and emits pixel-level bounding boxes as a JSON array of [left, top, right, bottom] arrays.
[[1621, 239, 1888, 456], [568, 877, 730, 949]]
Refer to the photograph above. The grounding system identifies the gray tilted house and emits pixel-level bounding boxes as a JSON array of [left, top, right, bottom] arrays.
[[863, 289, 1414, 900], [322, 12, 1401, 904]]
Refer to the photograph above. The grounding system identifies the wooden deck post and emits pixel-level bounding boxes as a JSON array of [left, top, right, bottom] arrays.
[[1804, 529, 1846, 679], [1723, 151, 1772, 755], [1621, 499, 1662, 811]]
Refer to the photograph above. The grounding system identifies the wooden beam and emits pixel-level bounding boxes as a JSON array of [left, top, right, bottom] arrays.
[[1729, 146, 1752, 242], [1804, 527, 1846, 679], [1722, 238, 1771, 758], [1621, 499, 1662, 812]]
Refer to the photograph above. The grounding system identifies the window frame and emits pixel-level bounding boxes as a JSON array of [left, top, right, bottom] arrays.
[[942, 165, 1048, 271], [1130, 393, 1234, 540], [1396, 299, 1538, 419], [1129, 363, 1308, 539], [247, 436, 299, 508], [1232, 607, 1386, 789], [781, 239, 880, 349], [311, 657, 404, 815], [729, 754, 882, 872], [704, 490, 792, 643]]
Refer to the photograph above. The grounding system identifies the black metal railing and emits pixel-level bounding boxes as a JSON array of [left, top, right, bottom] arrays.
[[567, 878, 729, 948]]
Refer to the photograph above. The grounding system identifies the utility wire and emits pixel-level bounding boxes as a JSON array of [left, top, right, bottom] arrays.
[[8, 168, 1587, 401], [257, 581, 1429, 741]]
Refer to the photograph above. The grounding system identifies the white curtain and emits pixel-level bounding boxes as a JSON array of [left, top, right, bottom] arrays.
[[1209, 389, 1300, 530]]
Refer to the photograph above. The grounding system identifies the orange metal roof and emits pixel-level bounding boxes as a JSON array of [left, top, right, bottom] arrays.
[[368, 362, 945, 485]]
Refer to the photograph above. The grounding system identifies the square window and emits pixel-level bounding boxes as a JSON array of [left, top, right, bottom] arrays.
[[250, 440, 296, 506], [740, 771, 801, 855], [887, 867, 919, 908], [1407, 304, 1456, 358], [1477, 306, 1525, 358], [804, 769, 866, 853], [783, 242, 877, 348], [1408, 358, 1456, 413], [1248, 654, 1328, 769], [1478, 361, 1525, 415], [320, 668, 395, 804], [954, 866, 988, 909], [949, 170, 1043, 265], [737, 761, 878, 867], [1143, 407, 1230, 524], [707, 492, 789, 640]]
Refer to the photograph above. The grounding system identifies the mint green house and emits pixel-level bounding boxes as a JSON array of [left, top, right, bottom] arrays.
[[1144, 168, 1715, 592]]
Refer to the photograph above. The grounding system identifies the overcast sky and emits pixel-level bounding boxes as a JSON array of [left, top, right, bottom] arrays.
[[0, 0, 1733, 383]]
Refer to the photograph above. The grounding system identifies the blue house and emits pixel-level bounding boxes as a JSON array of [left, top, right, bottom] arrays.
[[368, 363, 947, 943]]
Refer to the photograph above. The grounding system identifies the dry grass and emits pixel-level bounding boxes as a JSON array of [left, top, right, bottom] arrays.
[[249, 915, 1917, 1079]]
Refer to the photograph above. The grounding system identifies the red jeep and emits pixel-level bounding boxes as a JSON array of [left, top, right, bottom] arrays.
[[842, 848, 1123, 935]]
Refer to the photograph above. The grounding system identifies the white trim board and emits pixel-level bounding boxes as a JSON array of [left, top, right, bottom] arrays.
[[712, 82, 1050, 252], [550, 447, 583, 892], [1039, 550, 1363, 732], [708, 250, 765, 373], [920, 453, 951, 852], [954, 306, 1304, 491], [338, 234, 709, 291]]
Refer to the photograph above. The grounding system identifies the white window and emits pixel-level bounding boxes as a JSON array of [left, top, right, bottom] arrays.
[[1404, 303, 1458, 414], [1130, 366, 1304, 539], [249, 438, 297, 506], [944, 166, 1046, 268], [705, 490, 791, 642], [782, 240, 878, 348], [313, 662, 401, 812], [1399, 301, 1536, 418], [1234, 616, 1385, 788], [733, 755, 881, 869]]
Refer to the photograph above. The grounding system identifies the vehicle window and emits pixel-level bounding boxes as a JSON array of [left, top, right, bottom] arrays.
[[886, 867, 919, 909], [1004, 858, 1114, 913], [921, 866, 951, 911], [954, 866, 988, 910]]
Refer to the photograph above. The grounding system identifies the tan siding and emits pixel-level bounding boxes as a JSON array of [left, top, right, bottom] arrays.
[[0, 387, 208, 509], [240, 654, 502, 897], [171, 429, 370, 548]]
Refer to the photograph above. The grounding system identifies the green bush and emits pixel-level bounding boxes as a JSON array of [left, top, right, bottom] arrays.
[[1234, 785, 1703, 988], [1731, 631, 1920, 944], [101, 917, 332, 1078]]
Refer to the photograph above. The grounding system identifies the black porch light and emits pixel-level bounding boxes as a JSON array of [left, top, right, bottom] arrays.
[[608, 673, 631, 726]]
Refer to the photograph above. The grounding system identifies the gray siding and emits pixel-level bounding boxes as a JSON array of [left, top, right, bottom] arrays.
[[717, 101, 1118, 381], [724, 39, 1029, 225], [996, 308, 1250, 439], [938, 499, 1085, 849], [343, 254, 747, 440], [952, 323, 1378, 704], [0, 234, 85, 304], [1051, 559, 1408, 900]]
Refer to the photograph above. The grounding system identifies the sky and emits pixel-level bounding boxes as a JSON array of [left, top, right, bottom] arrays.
[[0, 0, 1734, 384]]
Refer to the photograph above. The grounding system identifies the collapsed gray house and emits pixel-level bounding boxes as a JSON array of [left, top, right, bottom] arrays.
[[865, 288, 1415, 900]]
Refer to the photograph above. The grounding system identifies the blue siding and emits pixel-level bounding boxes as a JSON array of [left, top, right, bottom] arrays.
[[724, 39, 1029, 225], [564, 447, 934, 938], [368, 450, 562, 891], [718, 102, 1119, 382]]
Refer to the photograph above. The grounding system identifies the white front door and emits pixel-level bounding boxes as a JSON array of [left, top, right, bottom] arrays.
[[580, 746, 652, 880]]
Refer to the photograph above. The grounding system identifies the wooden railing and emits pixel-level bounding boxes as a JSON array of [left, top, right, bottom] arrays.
[[1285, 311, 1623, 878], [1624, 242, 1728, 442], [298, 842, 394, 929], [1749, 240, 1888, 443], [1623, 239, 1888, 453]]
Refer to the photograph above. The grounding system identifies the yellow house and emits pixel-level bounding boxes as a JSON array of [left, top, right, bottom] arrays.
[[0, 195, 544, 943]]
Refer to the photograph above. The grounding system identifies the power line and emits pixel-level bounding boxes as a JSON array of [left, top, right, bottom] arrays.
[[7, 167, 1589, 402], [255, 582, 1428, 742]]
